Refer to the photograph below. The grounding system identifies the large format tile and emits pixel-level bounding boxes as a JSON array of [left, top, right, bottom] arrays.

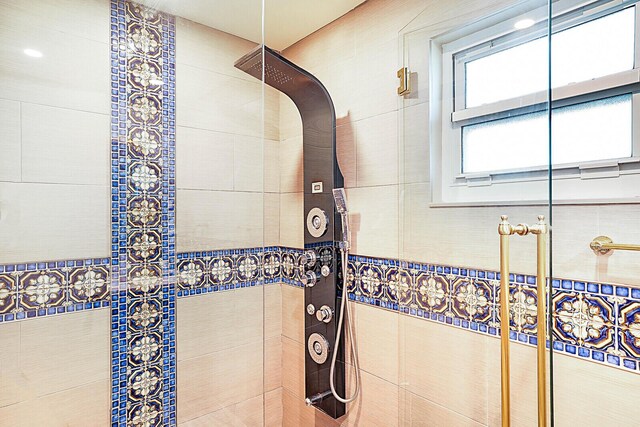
[[0, 323, 22, 407], [0, 182, 109, 263], [21, 104, 109, 186], [281, 285, 304, 344], [0, 99, 20, 182], [176, 126, 234, 191], [355, 111, 398, 187], [279, 192, 304, 249], [281, 336, 305, 398]]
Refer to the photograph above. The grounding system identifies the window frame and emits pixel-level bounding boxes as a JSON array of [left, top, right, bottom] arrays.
[[433, 0, 640, 205]]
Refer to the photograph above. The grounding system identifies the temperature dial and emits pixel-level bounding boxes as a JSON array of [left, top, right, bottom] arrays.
[[300, 250, 317, 268], [300, 271, 319, 287]]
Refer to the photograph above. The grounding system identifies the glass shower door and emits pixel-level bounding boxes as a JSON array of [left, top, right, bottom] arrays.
[[397, 1, 553, 425], [548, 0, 640, 425]]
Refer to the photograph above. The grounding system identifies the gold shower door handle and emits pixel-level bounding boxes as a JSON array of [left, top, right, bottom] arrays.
[[498, 215, 548, 427]]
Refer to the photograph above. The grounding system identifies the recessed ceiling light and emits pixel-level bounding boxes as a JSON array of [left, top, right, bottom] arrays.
[[514, 18, 535, 30], [23, 48, 43, 58]]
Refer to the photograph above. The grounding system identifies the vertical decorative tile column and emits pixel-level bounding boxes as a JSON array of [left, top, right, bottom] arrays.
[[110, 1, 176, 425]]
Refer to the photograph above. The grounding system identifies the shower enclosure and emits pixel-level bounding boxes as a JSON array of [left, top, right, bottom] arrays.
[[1, 0, 640, 425]]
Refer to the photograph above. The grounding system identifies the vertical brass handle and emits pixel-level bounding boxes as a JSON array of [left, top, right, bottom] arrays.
[[498, 215, 548, 427]]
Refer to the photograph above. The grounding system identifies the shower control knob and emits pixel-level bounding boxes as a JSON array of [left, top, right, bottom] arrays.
[[316, 305, 333, 323], [306, 304, 316, 315], [300, 271, 319, 287], [320, 265, 331, 277], [300, 250, 317, 268]]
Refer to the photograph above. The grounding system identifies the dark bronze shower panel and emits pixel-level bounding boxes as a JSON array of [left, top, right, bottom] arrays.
[[235, 46, 346, 418]]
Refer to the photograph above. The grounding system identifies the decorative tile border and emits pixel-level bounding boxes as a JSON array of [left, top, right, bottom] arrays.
[[110, 1, 176, 425], [335, 252, 640, 375], [0, 258, 111, 322]]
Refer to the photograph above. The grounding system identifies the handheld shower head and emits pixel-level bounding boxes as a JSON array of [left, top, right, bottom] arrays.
[[332, 188, 348, 214]]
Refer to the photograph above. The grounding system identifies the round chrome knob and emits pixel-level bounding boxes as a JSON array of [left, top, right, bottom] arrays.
[[316, 305, 333, 323], [300, 271, 319, 287], [320, 265, 331, 277], [306, 304, 316, 315], [300, 250, 317, 268]]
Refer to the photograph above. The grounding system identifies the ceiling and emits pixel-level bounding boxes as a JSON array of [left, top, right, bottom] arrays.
[[136, 0, 366, 50]]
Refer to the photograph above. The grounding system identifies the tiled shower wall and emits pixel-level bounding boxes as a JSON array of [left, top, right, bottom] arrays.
[[277, 0, 640, 425]]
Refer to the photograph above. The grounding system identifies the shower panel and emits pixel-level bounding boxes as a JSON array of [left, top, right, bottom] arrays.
[[235, 46, 346, 418]]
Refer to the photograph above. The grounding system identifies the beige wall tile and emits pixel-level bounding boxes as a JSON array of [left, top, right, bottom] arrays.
[[336, 120, 357, 189], [19, 311, 110, 399], [279, 136, 303, 193], [355, 111, 398, 187], [341, 368, 399, 427], [176, 17, 259, 82], [21, 104, 109, 186], [177, 287, 263, 361], [265, 336, 282, 393], [176, 189, 264, 251], [347, 185, 399, 259], [0, 379, 109, 427], [281, 336, 305, 398], [351, 304, 399, 385], [176, 126, 234, 191], [0, 99, 21, 182], [264, 193, 281, 247], [595, 204, 640, 287], [400, 102, 429, 184], [0, 7, 109, 114], [233, 135, 266, 193], [177, 342, 264, 424], [278, 95, 302, 143], [279, 192, 304, 249], [282, 387, 339, 427], [400, 388, 484, 427], [399, 316, 489, 424], [265, 388, 284, 427], [0, 182, 109, 264], [264, 284, 282, 339], [0, 323, 22, 407], [281, 285, 304, 343]]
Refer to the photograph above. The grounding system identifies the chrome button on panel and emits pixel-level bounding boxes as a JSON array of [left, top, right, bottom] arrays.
[[306, 207, 328, 238], [301, 250, 317, 268], [307, 333, 330, 364], [306, 304, 316, 315], [301, 271, 319, 287], [316, 305, 333, 323], [320, 265, 331, 277]]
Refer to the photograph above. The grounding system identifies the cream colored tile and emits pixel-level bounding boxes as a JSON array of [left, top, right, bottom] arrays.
[[265, 337, 282, 393], [400, 102, 429, 184], [176, 17, 259, 82], [0, 379, 109, 427], [176, 126, 234, 191], [347, 185, 399, 259], [265, 388, 283, 427], [0, 0, 109, 44], [336, 120, 357, 189], [553, 353, 640, 426], [19, 311, 110, 398], [355, 111, 398, 187], [281, 285, 304, 343], [177, 288, 263, 361], [281, 336, 305, 398], [176, 189, 264, 252], [0, 13, 108, 113], [0, 99, 20, 182], [264, 138, 280, 194], [21, 104, 108, 185], [351, 304, 399, 385], [399, 315, 489, 424], [0, 183, 109, 263], [401, 388, 484, 427], [596, 204, 640, 287], [177, 342, 264, 424], [177, 290, 236, 361], [264, 284, 282, 339], [177, 64, 278, 140], [279, 95, 302, 142], [233, 135, 268, 193], [341, 368, 399, 427], [351, 38, 399, 122], [234, 393, 265, 427], [264, 193, 281, 247], [279, 192, 304, 249], [282, 387, 339, 427], [179, 408, 236, 427], [0, 323, 22, 407], [279, 136, 303, 193]]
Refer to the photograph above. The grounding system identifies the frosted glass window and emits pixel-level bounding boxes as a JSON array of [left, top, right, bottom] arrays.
[[462, 95, 632, 173], [465, 7, 635, 108]]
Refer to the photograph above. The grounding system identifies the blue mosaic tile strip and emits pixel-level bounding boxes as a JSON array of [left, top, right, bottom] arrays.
[[110, 1, 175, 425], [0, 258, 111, 323]]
